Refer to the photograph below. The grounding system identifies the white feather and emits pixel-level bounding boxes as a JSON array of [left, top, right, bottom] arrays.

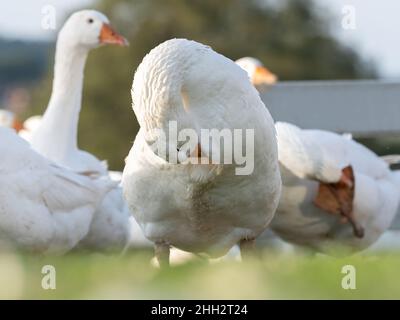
[[0, 127, 114, 254]]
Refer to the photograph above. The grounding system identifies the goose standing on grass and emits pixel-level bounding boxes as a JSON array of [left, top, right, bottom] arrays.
[[0, 127, 115, 254], [122, 39, 281, 266], [29, 10, 131, 252], [270, 122, 400, 255], [0, 110, 24, 132]]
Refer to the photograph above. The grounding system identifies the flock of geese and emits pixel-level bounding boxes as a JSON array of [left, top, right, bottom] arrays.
[[1, 10, 400, 266]]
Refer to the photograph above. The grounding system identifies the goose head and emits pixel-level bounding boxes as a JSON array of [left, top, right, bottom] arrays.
[[235, 57, 277, 86], [59, 10, 128, 50], [0, 110, 23, 132]]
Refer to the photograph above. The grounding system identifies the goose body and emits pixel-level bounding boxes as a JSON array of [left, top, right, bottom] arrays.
[[122, 39, 281, 260], [29, 10, 130, 251], [271, 122, 400, 254], [0, 127, 113, 254]]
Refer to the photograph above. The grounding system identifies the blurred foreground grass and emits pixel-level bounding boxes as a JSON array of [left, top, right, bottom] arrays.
[[1, 249, 399, 299]]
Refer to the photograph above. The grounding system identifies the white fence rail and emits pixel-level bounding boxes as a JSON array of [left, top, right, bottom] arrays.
[[262, 80, 400, 137]]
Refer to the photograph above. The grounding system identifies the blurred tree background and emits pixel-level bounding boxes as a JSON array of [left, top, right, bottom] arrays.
[[0, 39, 49, 89], [27, 0, 379, 170]]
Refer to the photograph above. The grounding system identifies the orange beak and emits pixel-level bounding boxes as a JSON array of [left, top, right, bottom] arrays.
[[252, 66, 278, 86], [99, 23, 129, 46], [12, 119, 24, 132]]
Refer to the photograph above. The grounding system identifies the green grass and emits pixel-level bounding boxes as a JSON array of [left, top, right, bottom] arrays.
[[1, 250, 400, 299]]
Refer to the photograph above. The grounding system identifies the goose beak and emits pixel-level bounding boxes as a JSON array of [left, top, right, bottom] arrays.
[[252, 66, 278, 85], [12, 119, 24, 132], [99, 23, 129, 47]]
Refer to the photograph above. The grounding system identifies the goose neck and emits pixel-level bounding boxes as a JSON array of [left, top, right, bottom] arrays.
[[33, 42, 89, 160]]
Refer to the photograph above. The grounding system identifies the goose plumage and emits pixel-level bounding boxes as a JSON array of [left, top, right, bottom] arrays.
[[271, 121, 400, 254], [0, 127, 114, 254], [122, 39, 281, 264]]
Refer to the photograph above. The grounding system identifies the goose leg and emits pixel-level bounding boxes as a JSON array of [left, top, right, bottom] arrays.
[[154, 242, 170, 268], [239, 238, 256, 260]]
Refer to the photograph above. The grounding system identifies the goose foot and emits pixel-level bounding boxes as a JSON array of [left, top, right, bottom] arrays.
[[314, 165, 364, 238], [154, 242, 170, 268]]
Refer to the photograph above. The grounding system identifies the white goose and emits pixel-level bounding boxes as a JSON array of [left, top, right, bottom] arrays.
[[29, 10, 131, 251], [122, 39, 281, 266], [271, 122, 400, 254], [0, 127, 114, 254]]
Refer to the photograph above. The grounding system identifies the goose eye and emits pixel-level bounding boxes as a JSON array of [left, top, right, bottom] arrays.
[[87, 18, 94, 24]]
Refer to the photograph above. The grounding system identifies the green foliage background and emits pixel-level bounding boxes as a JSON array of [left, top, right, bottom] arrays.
[[28, 0, 377, 170]]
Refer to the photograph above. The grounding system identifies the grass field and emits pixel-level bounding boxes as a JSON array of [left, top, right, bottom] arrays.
[[1, 249, 400, 299]]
